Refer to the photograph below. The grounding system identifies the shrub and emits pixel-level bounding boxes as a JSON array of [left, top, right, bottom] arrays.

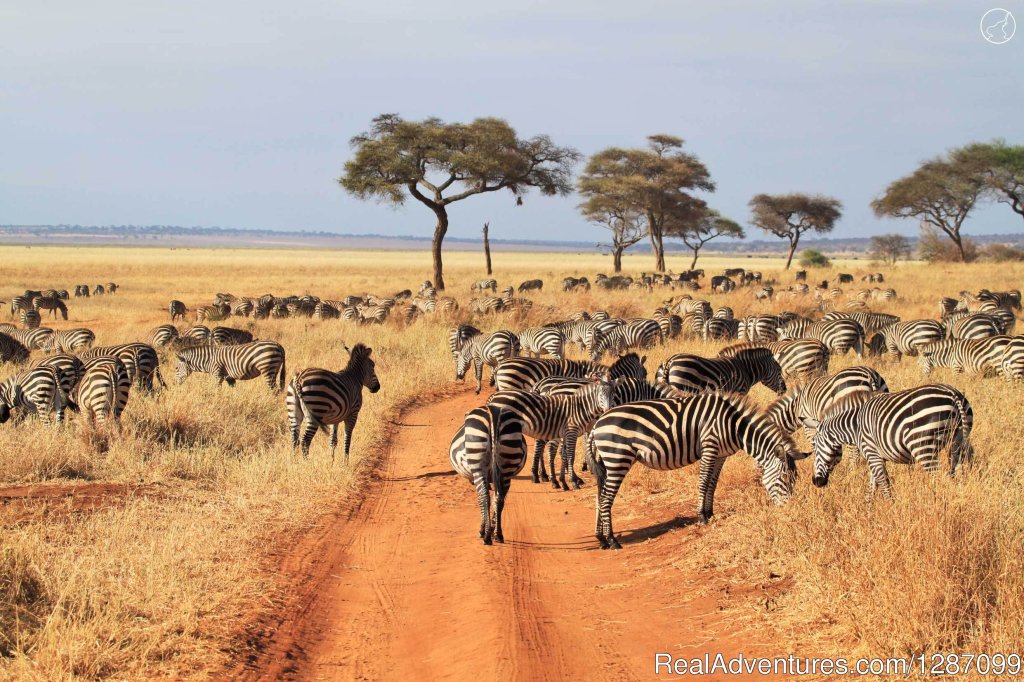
[[798, 248, 830, 268]]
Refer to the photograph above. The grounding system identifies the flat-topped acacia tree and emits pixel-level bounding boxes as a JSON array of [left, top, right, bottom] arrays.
[[749, 193, 843, 269], [339, 114, 579, 290]]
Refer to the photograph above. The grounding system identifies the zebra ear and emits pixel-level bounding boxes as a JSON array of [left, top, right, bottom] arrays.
[[790, 450, 810, 460], [799, 416, 820, 429], [640, 356, 647, 365]]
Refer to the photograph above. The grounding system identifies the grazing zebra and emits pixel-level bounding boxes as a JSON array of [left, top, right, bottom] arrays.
[[287, 343, 380, 461], [766, 366, 888, 439], [719, 340, 830, 382], [948, 313, 1001, 340], [494, 353, 647, 392], [468, 297, 504, 315], [176, 341, 286, 391], [169, 300, 188, 321], [81, 343, 165, 392], [0, 333, 30, 364], [590, 319, 661, 360], [777, 318, 865, 356], [562, 276, 591, 292], [0, 366, 67, 426], [449, 405, 527, 544], [231, 299, 255, 317], [518, 279, 544, 293], [32, 296, 68, 320], [702, 317, 738, 341], [355, 304, 389, 324], [313, 301, 340, 320], [72, 356, 131, 428], [181, 325, 211, 342], [33, 354, 86, 396], [105, 283, 118, 294], [454, 330, 521, 394], [9, 295, 33, 318], [999, 336, 1024, 381], [978, 289, 1022, 311], [211, 326, 254, 346], [918, 336, 1013, 376], [739, 315, 783, 343], [93, 285, 105, 295], [713, 306, 734, 319], [74, 285, 90, 298], [518, 327, 565, 359], [656, 348, 786, 396], [489, 376, 616, 489], [8, 327, 54, 351], [866, 320, 946, 359], [150, 324, 180, 348], [45, 328, 96, 353], [801, 385, 973, 498], [711, 276, 736, 293], [471, 278, 498, 293], [552, 318, 602, 355], [447, 324, 483, 354], [823, 311, 900, 337], [753, 286, 774, 302], [587, 394, 805, 548], [654, 312, 683, 340], [196, 303, 230, 322], [19, 309, 41, 329]]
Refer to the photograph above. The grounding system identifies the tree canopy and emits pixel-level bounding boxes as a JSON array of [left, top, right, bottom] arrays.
[[868, 233, 912, 265], [579, 191, 646, 273], [666, 208, 744, 269], [578, 135, 714, 272], [748, 193, 843, 269], [340, 114, 579, 289], [951, 140, 1024, 222]]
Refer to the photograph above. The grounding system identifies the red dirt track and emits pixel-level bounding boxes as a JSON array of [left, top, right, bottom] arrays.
[[231, 387, 787, 681]]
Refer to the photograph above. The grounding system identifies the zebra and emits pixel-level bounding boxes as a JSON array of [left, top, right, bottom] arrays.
[[231, 299, 255, 317], [978, 289, 1022, 311], [211, 326, 254, 346], [93, 285, 105, 295], [45, 328, 96, 353], [169, 300, 188, 321], [0, 333, 30, 365], [494, 352, 647, 392], [765, 366, 889, 440], [447, 324, 482, 354], [589, 319, 661, 360], [313, 302, 340, 320], [33, 354, 86, 396], [175, 341, 286, 391], [800, 385, 973, 498], [777, 318, 865, 356], [702, 317, 739, 341], [287, 343, 380, 461], [32, 296, 68, 320], [586, 394, 805, 548], [9, 295, 33, 318], [999, 336, 1024, 382], [719, 340, 830, 382], [71, 356, 131, 428], [518, 279, 544, 293], [196, 303, 230, 322], [0, 366, 67, 426], [948, 313, 1001, 340], [181, 325, 211, 342], [563, 276, 591, 292], [518, 327, 565, 359], [449, 405, 527, 544], [654, 312, 683, 340], [74, 285, 90, 298], [711, 275, 736, 293], [471, 278, 498, 293], [823, 311, 900, 337], [552, 318, 602, 356], [866, 320, 946, 359], [918, 336, 1013, 377], [8, 327, 54, 351], [80, 343, 165, 392], [713, 306, 734, 319], [738, 315, 783, 343], [753, 286, 774, 302], [468, 297, 504, 315], [106, 283, 118, 294], [656, 348, 786, 396], [488, 375, 616, 489], [454, 330, 521, 394], [19, 309, 41, 329]]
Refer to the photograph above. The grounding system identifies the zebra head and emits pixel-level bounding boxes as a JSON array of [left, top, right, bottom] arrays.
[[610, 353, 647, 381], [802, 392, 870, 487], [346, 343, 380, 393], [866, 333, 888, 356], [454, 344, 473, 382], [174, 353, 197, 384]]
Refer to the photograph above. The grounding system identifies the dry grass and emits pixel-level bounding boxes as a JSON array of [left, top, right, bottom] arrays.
[[0, 245, 1020, 680]]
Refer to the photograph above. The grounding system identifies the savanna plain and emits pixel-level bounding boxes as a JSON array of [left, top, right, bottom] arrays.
[[0, 245, 1022, 681]]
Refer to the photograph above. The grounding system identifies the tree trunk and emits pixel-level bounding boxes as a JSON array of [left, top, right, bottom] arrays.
[[952, 233, 967, 262], [784, 233, 800, 270], [690, 247, 700, 270], [612, 246, 623, 273], [482, 222, 492, 275], [432, 207, 449, 290], [650, 229, 666, 272]]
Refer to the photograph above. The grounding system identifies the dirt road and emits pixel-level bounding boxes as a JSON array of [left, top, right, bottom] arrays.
[[233, 387, 790, 681]]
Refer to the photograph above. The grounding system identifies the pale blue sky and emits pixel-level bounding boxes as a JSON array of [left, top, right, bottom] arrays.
[[1, 1, 1021, 242]]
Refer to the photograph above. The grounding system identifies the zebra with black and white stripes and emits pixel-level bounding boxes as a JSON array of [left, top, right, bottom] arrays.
[[518, 279, 544, 293], [211, 326, 254, 346], [454, 330, 520, 394], [589, 318, 661, 360], [150, 324, 180, 348], [918, 336, 1012, 377], [801, 384, 973, 498], [866, 320, 946, 359], [45, 328, 96, 353], [488, 376, 616, 489], [175, 340, 286, 391], [656, 348, 786, 396], [8, 327, 54, 351], [33, 354, 86, 396], [702, 317, 739, 341], [0, 333, 30, 365], [494, 353, 647, 392], [33, 296, 68, 320], [518, 326, 565, 360], [765, 366, 888, 440], [822, 311, 900, 337], [720, 340, 830, 382], [999, 336, 1024, 382], [287, 343, 380, 461], [447, 324, 482, 354], [471, 278, 498, 293], [947, 313, 1001, 340], [738, 315, 784, 343], [0, 365, 67, 426], [80, 343, 165, 392], [9, 295, 33, 319], [777, 318, 865, 356], [72, 356, 131, 428], [449, 405, 527, 544], [19, 309, 41, 329], [586, 394, 806, 548]]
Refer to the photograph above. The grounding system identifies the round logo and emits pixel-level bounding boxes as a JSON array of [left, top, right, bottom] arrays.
[[981, 8, 1016, 44]]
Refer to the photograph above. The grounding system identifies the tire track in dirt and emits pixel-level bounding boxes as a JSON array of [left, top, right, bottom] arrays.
[[232, 386, 791, 681]]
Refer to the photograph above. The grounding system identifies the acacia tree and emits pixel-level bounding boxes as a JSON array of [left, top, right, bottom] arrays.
[[871, 159, 984, 263], [952, 140, 1024, 222], [579, 194, 646, 272], [578, 135, 714, 272], [868, 233, 912, 265], [748, 193, 843, 269], [340, 114, 579, 289], [667, 209, 744, 269]]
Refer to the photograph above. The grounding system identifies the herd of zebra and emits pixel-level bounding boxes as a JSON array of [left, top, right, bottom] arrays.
[[449, 280, 1019, 549]]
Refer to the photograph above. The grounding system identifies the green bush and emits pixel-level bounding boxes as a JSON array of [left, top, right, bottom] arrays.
[[798, 248, 831, 268]]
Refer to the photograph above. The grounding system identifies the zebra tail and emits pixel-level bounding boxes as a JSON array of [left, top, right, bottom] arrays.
[[488, 407, 503, 495], [585, 431, 605, 488], [277, 356, 287, 391], [952, 391, 974, 472]]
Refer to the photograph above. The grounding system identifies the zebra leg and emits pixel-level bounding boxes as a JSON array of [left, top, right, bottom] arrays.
[[864, 452, 893, 501], [531, 440, 548, 483], [342, 413, 358, 464], [696, 451, 726, 523], [562, 430, 585, 489], [328, 424, 339, 461], [597, 468, 627, 550], [548, 440, 560, 489], [299, 417, 319, 457], [492, 479, 510, 544], [475, 476, 492, 544], [475, 360, 483, 395]]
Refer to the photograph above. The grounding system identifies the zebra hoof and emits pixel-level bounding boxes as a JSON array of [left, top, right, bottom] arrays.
[[697, 513, 712, 525], [531, 475, 540, 484], [539, 473, 549, 483], [608, 536, 622, 550], [494, 533, 504, 544], [482, 535, 493, 546], [551, 480, 562, 490], [596, 535, 609, 550], [572, 478, 585, 489]]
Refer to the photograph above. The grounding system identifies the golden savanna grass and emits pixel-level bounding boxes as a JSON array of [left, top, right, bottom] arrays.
[[0, 245, 1021, 680]]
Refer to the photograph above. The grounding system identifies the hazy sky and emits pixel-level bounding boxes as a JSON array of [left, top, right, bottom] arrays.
[[2, 1, 1021, 242]]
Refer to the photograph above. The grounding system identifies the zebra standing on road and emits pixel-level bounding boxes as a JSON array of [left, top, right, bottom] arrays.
[[488, 376, 616, 489], [0, 366, 67, 426], [449, 405, 527, 544], [454, 330, 521, 394], [765, 366, 888, 440], [866, 320, 946, 359], [801, 384, 973, 498], [287, 342, 380, 462], [175, 340, 286, 391], [777, 318, 865, 356], [656, 348, 786, 396], [72, 356, 131, 428], [587, 394, 805, 549], [518, 326, 565, 359]]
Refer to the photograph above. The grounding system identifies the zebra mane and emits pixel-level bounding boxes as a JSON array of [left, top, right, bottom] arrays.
[[720, 392, 799, 453], [345, 343, 373, 369]]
